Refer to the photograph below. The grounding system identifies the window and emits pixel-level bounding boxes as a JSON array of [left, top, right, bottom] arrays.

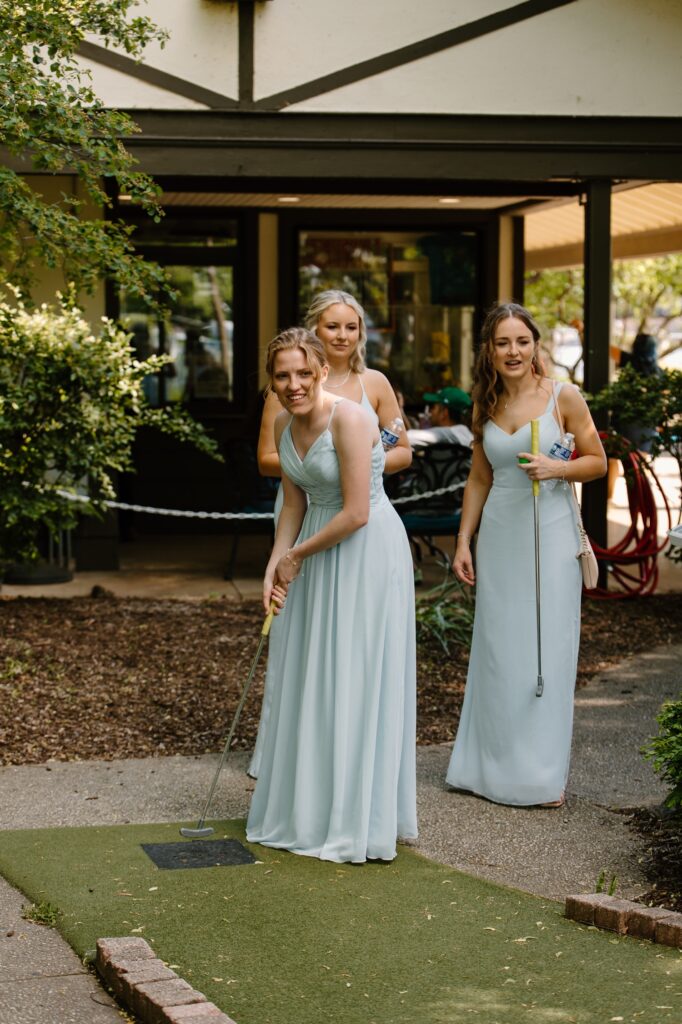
[[116, 211, 239, 410], [298, 228, 479, 404]]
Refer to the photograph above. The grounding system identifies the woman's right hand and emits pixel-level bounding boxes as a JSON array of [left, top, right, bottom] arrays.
[[453, 541, 475, 586], [263, 575, 288, 614]]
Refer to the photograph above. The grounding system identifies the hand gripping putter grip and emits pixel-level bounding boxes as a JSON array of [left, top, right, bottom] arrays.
[[180, 603, 276, 839]]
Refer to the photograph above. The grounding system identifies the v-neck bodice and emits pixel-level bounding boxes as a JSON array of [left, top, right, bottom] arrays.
[[483, 385, 563, 490], [280, 401, 386, 509]]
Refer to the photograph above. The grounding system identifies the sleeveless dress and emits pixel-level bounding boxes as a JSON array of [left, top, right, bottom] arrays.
[[246, 400, 417, 862], [247, 376, 378, 778], [446, 384, 581, 806]]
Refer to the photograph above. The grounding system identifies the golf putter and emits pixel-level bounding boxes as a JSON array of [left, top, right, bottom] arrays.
[[180, 602, 276, 839], [531, 419, 544, 698]]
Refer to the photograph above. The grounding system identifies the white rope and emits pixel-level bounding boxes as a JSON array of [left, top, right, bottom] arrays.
[[55, 481, 466, 519]]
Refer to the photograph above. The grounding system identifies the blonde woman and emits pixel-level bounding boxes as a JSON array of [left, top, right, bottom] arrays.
[[257, 289, 412, 482], [246, 328, 416, 862], [249, 290, 411, 778]]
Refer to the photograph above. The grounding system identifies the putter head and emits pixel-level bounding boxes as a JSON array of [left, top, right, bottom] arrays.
[[180, 826, 215, 839], [535, 677, 544, 698]]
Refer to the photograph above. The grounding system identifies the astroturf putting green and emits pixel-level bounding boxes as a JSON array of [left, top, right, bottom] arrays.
[[0, 820, 679, 1024]]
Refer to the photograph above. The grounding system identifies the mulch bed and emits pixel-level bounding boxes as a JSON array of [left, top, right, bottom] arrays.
[[1, 590, 680, 909], [628, 806, 682, 913], [0, 591, 679, 766]]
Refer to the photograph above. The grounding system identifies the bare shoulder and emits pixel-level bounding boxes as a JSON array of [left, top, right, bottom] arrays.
[[361, 368, 393, 397], [557, 381, 588, 411], [333, 397, 377, 439]]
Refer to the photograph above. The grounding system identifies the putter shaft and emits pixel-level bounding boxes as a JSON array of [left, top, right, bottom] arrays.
[[181, 605, 275, 838]]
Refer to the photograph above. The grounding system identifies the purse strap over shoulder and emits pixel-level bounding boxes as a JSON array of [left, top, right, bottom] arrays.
[[551, 381, 586, 528]]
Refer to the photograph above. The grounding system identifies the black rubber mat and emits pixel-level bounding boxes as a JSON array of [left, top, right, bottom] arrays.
[[141, 839, 257, 870]]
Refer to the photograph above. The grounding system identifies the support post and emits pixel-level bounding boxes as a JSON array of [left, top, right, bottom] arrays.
[[582, 179, 611, 574]]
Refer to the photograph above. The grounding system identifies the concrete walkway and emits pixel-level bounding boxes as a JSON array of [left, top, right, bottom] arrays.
[[1, 642, 678, 1022]]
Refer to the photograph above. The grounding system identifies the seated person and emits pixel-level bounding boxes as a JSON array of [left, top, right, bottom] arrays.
[[407, 386, 473, 449]]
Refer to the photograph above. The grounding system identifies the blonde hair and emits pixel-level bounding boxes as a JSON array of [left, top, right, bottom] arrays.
[[265, 327, 328, 394], [304, 289, 367, 373], [471, 303, 546, 442]]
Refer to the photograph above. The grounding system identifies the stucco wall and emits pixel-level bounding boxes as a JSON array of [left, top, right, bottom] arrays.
[[79, 0, 682, 117], [82, 0, 238, 107], [279, 0, 682, 116]]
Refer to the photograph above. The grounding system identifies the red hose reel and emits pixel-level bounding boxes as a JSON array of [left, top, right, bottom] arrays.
[[586, 433, 673, 599]]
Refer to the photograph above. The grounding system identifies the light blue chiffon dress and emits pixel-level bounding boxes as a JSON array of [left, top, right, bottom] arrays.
[[246, 400, 417, 862], [247, 379, 378, 778], [446, 384, 581, 806]]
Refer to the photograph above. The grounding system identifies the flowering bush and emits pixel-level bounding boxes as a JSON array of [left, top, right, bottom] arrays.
[[0, 293, 220, 569]]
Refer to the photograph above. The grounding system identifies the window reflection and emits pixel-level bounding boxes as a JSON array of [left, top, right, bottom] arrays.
[[298, 229, 479, 404], [120, 265, 234, 405]]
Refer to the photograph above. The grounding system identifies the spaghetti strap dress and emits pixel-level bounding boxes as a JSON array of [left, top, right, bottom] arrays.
[[246, 400, 417, 862], [248, 375, 379, 778], [446, 384, 581, 806]]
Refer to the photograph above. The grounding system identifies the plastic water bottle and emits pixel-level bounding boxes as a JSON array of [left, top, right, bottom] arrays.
[[380, 417, 403, 450], [545, 431, 574, 490]]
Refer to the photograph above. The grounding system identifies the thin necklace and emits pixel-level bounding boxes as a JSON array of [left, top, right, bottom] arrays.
[[324, 368, 352, 390]]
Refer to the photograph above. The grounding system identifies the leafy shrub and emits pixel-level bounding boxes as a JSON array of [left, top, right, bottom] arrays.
[[0, 292, 221, 569], [415, 574, 474, 654], [642, 698, 682, 809]]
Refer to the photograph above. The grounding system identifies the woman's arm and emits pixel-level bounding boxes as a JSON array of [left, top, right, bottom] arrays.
[[262, 414, 307, 611], [273, 403, 376, 588], [257, 389, 284, 477], [367, 371, 413, 474], [452, 441, 493, 587], [518, 385, 607, 485]]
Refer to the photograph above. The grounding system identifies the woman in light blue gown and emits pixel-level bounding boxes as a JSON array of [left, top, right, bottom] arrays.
[[447, 304, 606, 807], [246, 327, 417, 862], [249, 290, 411, 778]]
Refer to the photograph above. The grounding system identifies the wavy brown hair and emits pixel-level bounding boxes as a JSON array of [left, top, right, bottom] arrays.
[[265, 327, 328, 394], [471, 303, 545, 442]]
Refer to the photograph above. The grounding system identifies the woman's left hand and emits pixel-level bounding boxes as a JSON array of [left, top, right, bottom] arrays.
[[517, 452, 561, 481], [274, 549, 302, 586]]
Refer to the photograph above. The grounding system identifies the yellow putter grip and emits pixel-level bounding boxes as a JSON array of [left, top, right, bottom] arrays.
[[530, 419, 540, 497], [261, 602, 276, 637]]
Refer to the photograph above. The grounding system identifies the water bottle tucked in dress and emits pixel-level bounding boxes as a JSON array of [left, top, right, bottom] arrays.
[[380, 417, 404, 450], [545, 431, 574, 490]]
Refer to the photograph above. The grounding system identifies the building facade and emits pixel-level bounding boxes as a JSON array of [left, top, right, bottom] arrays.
[[19, 0, 682, 557]]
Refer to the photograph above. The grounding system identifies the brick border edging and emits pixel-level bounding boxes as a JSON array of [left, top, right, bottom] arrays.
[[97, 937, 237, 1024], [565, 893, 682, 945]]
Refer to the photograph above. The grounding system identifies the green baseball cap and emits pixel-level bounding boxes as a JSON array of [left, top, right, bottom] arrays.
[[422, 386, 472, 409]]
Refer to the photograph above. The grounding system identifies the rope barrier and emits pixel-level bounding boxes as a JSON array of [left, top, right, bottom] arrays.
[[55, 481, 466, 519]]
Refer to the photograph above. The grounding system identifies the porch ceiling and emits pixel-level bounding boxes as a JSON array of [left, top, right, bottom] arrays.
[[525, 182, 682, 269], [157, 191, 535, 210]]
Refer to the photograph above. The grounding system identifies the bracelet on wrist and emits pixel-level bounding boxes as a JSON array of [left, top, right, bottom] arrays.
[[457, 532, 471, 542], [285, 547, 301, 568]]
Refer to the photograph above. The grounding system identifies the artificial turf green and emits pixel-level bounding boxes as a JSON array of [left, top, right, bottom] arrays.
[[0, 820, 680, 1024]]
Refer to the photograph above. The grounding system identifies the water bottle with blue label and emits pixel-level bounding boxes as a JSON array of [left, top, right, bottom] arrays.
[[545, 431, 574, 490], [380, 417, 404, 450]]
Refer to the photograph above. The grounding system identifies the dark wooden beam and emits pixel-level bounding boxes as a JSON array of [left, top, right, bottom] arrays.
[[512, 216, 525, 303], [582, 180, 611, 566]]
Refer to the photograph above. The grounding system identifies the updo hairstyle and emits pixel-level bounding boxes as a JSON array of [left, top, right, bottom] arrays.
[[265, 327, 328, 394]]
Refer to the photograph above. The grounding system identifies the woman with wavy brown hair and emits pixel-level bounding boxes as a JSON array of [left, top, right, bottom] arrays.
[[447, 303, 606, 807]]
